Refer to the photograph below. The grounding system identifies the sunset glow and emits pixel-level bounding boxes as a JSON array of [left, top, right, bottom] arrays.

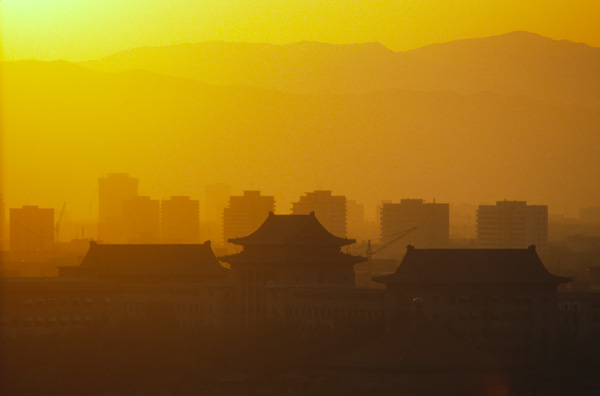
[[2, 1, 600, 61], [3, 1, 600, 394]]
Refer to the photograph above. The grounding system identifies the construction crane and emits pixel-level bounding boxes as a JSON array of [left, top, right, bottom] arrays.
[[55, 202, 66, 243], [366, 226, 417, 260]]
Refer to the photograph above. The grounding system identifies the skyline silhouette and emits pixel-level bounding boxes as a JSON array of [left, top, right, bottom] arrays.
[[2, 3, 600, 392]]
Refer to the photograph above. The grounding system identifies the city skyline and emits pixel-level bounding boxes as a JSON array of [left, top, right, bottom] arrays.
[[3, 2, 600, 394], [2, 175, 562, 245]]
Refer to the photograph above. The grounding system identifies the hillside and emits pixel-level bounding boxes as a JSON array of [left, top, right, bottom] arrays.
[[82, 32, 600, 106]]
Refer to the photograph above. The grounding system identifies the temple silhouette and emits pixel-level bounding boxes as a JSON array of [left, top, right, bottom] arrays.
[[2, 212, 571, 365]]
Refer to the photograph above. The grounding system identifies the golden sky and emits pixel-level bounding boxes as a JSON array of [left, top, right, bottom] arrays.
[[2, 0, 600, 61], [2, 0, 600, 237]]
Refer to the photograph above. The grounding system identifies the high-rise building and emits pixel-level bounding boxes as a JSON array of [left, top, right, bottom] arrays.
[[476, 201, 548, 253], [380, 199, 449, 248], [223, 191, 275, 244], [449, 203, 477, 240], [98, 173, 139, 222], [98, 173, 138, 242], [161, 196, 199, 243], [122, 196, 160, 243], [292, 190, 347, 237], [9, 205, 54, 251]]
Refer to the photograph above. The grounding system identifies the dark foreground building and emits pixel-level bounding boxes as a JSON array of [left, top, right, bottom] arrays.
[[1, 215, 596, 395], [220, 212, 384, 330], [1, 242, 232, 337], [320, 300, 506, 396], [2, 219, 571, 355], [376, 245, 569, 361]]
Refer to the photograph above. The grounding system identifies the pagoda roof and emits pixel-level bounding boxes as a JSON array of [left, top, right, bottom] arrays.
[[323, 303, 502, 372], [228, 212, 355, 247], [62, 241, 228, 281], [376, 245, 570, 286]]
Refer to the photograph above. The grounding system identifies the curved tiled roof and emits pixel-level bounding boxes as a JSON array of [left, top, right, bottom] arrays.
[[71, 241, 228, 280], [376, 245, 569, 285], [228, 212, 354, 247]]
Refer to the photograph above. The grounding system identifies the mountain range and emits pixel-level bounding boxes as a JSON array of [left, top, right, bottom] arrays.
[[82, 31, 600, 106]]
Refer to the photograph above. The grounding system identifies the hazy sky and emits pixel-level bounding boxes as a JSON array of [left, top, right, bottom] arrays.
[[2, 0, 600, 61], [2, 0, 600, 238]]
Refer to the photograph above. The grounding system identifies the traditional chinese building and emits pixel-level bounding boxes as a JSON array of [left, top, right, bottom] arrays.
[[376, 245, 569, 360], [321, 299, 504, 395], [219, 212, 373, 329], [60, 241, 228, 282], [1, 242, 232, 338]]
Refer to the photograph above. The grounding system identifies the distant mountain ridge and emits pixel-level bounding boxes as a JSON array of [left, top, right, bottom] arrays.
[[81, 31, 600, 106]]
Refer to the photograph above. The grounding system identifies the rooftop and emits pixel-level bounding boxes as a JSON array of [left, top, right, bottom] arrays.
[[376, 245, 569, 285], [228, 212, 355, 247], [62, 241, 228, 281]]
